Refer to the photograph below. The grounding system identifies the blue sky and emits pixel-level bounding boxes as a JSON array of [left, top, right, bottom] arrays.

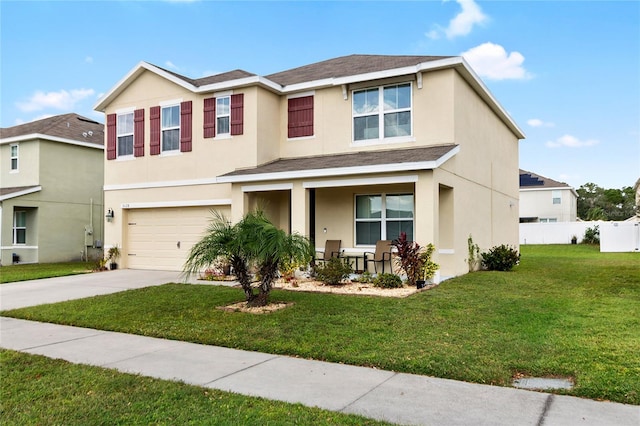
[[1, 0, 638, 189]]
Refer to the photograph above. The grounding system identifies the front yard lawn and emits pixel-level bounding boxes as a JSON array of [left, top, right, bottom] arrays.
[[2, 245, 639, 405], [0, 262, 92, 284]]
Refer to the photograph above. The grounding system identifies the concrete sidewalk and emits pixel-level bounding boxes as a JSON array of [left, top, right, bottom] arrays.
[[1, 272, 638, 425]]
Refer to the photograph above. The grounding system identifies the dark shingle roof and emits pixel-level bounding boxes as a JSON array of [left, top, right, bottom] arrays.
[[0, 113, 104, 146], [265, 54, 453, 86], [220, 144, 457, 178], [153, 65, 256, 87], [519, 169, 571, 189]]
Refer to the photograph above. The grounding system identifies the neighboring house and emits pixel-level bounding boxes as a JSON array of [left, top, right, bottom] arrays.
[[519, 169, 577, 223], [0, 114, 104, 264], [94, 54, 524, 278]]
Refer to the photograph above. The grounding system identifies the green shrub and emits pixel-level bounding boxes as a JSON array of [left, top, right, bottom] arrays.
[[582, 225, 600, 245], [315, 257, 353, 285], [373, 273, 403, 289], [481, 245, 520, 271]]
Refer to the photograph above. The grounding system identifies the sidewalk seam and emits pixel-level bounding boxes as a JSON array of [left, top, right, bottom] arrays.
[[338, 371, 399, 413], [537, 394, 554, 426], [3, 331, 106, 352], [202, 354, 281, 385]]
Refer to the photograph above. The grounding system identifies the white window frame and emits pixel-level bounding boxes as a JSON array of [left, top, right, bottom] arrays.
[[354, 193, 414, 246], [552, 190, 562, 205], [116, 111, 134, 158], [161, 104, 180, 153], [216, 96, 231, 137], [13, 210, 26, 245], [352, 82, 413, 145], [10, 144, 18, 172]]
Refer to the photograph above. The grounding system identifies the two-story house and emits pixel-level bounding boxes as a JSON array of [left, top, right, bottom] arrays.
[[0, 114, 104, 264], [519, 169, 577, 223], [94, 54, 524, 278]]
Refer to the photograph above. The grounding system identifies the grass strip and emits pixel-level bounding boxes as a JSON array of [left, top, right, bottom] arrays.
[[1, 262, 92, 284], [0, 349, 391, 425]]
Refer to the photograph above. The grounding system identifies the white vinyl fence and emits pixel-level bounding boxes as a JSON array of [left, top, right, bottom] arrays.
[[520, 220, 640, 252]]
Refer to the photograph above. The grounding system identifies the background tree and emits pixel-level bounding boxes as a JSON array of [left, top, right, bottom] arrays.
[[577, 182, 636, 221]]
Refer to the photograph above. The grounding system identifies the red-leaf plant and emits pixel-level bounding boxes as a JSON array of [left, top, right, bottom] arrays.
[[392, 232, 423, 287]]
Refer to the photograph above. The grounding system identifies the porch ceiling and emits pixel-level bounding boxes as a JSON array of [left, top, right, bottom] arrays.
[[217, 144, 459, 183]]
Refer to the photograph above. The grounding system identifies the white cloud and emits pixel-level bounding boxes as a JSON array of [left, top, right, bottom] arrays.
[[85, 56, 93, 63], [426, 0, 487, 40], [546, 134, 599, 148], [16, 89, 95, 112], [527, 118, 555, 128], [462, 42, 532, 80], [445, 0, 488, 39]]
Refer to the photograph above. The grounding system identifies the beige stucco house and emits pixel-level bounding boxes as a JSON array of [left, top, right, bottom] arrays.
[[94, 55, 524, 278], [0, 114, 105, 264], [519, 169, 577, 223]]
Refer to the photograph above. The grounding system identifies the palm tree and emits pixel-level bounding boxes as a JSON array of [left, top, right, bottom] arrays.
[[183, 210, 254, 302], [184, 210, 313, 307], [240, 210, 313, 307]]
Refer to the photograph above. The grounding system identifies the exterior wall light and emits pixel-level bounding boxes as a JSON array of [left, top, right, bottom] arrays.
[[106, 208, 114, 222]]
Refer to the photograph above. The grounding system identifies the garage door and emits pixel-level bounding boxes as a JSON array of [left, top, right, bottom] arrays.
[[126, 206, 227, 271]]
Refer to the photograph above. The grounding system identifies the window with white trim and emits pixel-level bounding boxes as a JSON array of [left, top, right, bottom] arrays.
[[353, 83, 411, 142], [161, 105, 180, 152], [10, 144, 18, 171], [540, 218, 558, 223], [552, 190, 561, 205], [216, 96, 230, 136], [13, 210, 26, 245], [355, 193, 414, 245], [117, 112, 134, 157]]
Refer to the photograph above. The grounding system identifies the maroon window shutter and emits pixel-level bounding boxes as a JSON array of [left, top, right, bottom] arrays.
[[203, 97, 216, 138], [106, 113, 116, 160], [288, 96, 314, 138], [180, 101, 192, 152], [150, 106, 161, 155], [230, 93, 244, 135], [134, 108, 145, 157]]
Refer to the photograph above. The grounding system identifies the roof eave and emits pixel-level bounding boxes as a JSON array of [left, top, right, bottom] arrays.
[[217, 145, 460, 184], [0, 133, 104, 149], [0, 186, 42, 201]]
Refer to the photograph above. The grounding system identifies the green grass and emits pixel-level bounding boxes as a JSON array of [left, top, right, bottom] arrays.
[[0, 261, 92, 283], [0, 350, 390, 425], [3, 245, 639, 405]]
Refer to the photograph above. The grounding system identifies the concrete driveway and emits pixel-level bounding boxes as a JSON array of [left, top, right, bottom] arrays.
[[0, 269, 214, 311]]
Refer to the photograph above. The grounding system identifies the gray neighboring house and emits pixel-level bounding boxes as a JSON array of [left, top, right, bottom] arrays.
[[0, 114, 104, 264], [519, 169, 578, 223]]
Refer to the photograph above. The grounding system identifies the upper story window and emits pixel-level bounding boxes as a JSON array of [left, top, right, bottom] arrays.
[[161, 105, 180, 152], [10, 144, 18, 171], [117, 112, 134, 157], [216, 97, 230, 136], [353, 83, 411, 142], [355, 193, 414, 245], [552, 190, 561, 205]]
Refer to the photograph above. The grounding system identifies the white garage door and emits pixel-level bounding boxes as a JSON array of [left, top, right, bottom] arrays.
[[126, 207, 226, 271]]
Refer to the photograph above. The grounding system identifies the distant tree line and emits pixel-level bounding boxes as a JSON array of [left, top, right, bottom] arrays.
[[577, 182, 638, 221]]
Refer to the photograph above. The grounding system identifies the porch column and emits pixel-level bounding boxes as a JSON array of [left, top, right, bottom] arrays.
[[230, 183, 248, 224], [414, 171, 436, 245], [290, 182, 309, 237]]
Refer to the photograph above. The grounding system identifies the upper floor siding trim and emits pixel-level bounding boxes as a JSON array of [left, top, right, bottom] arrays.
[[94, 58, 524, 140]]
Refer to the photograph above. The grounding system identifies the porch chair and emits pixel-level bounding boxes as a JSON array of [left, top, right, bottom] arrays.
[[363, 240, 394, 274], [315, 240, 343, 264]]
